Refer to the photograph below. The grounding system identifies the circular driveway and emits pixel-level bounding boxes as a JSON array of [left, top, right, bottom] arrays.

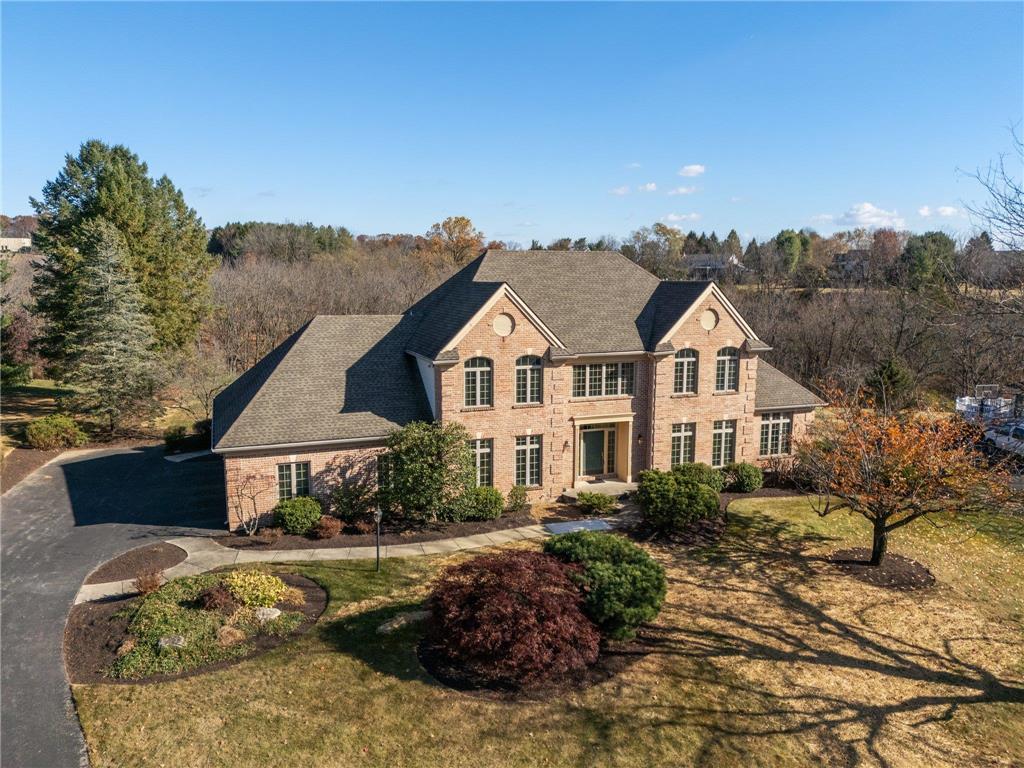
[[1, 445, 225, 768]]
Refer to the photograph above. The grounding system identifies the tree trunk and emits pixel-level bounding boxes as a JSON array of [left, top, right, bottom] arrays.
[[870, 520, 888, 566]]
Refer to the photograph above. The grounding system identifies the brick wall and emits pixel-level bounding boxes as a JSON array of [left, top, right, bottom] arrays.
[[222, 443, 383, 530]]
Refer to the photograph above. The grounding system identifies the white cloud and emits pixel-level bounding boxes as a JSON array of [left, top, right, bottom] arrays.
[[729, 196, 743, 203], [838, 202, 905, 229], [609, 185, 630, 196], [677, 164, 706, 177], [667, 186, 697, 196], [810, 213, 835, 223], [937, 205, 962, 218], [625, 162, 641, 169], [918, 206, 932, 217], [662, 212, 701, 223], [638, 182, 657, 192]]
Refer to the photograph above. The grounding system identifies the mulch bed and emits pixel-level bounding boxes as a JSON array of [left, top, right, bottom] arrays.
[[1, 447, 62, 493], [417, 633, 651, 702], [84, 543, 188, 585], [627, 515, 728, 547], [719, 486, 802, 511], [64, 573, 326, 685], [829, 547, 936, 591], [216, 506, 583, 551]]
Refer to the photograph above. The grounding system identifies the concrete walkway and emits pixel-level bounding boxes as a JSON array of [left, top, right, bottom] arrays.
[[74, 523, 554, 604]]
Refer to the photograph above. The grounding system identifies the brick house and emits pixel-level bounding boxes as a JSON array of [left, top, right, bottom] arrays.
[[212, 250, 822, 530]]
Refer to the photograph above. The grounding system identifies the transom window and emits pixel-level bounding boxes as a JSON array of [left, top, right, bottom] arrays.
[[468, 438, 493, 486], [571, 362, 635, 398], [671, 423, 696, 466], [711, 420, 736, 468], [760, 412, 793, 457], [277, 461, 310, 500], [515, 355, 543, 405], [673, 349, 698, 394], [715, 347, 740, 392], [464, 357, 493, 407], [515, 435, 542, 487]]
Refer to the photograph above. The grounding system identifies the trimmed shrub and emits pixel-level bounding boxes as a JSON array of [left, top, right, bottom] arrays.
[[724, 461, 764, 493], [331, 479, 377, 527], [163, 425, 188, 446], [671, 462, 725, 492], [197, 584, 238, 615], [544, 532, 665, 640], [223, 570, 287, 608], [428, 550, 600, 688], [272, 496, 323, 535], [464, 486, 504, 521], [574, 491, 617, 516], [637, 469, 720, 534], [506, 485, 529, 514], [24, 414, 87, 450], [193, 418, 212, 437], [313, 515, 342, 539]]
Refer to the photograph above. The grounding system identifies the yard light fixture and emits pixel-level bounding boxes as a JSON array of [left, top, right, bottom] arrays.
[[373, 508, 383, 572]]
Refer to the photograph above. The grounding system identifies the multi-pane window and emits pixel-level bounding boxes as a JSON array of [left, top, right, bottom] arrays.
[[515, 355, 543, 405], [468, 438, 493, 486], [515, 435, 542, 487], [711, 419, 736, 468], [571, 362, 636, 398], [671, 423, 696, 466], [759, 412, 793, 456], [277, 461, 310, 500], [464, 357, 493, 407], [673, 349, 698, 394], [715, 347, 740, 392]]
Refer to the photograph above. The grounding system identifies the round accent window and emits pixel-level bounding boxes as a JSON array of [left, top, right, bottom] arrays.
[[493, 313, 515, 337], [700, 309, 719, 331]]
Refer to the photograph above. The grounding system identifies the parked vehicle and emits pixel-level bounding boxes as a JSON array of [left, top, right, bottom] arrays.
[[982, 421, 1024, 459]]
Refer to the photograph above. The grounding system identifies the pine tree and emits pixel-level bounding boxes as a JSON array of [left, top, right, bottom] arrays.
[[724, 229, 743, 260], [31, 140, 213, 375], [0, 254, 30, 386], [62, 221, 163, 434]]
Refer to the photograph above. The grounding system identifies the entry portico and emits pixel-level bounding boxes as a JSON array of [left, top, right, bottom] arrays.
[[572, 413, 634, 487]]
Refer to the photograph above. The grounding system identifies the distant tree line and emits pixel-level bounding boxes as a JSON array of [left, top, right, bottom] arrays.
[[2, 137, 1021, 437]]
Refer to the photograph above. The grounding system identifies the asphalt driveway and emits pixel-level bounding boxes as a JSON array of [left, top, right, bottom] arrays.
[[1, 445, 225, 768]]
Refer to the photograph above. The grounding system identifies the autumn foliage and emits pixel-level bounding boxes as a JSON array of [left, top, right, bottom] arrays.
[[798, 393, 1019, 565], [427, 551, 600, 688]]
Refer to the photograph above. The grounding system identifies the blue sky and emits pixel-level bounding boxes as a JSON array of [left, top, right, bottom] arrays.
[[3, 2, 1022, 244]]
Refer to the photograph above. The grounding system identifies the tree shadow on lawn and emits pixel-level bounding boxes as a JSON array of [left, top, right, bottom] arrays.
[[587, 510, 1024, 767]]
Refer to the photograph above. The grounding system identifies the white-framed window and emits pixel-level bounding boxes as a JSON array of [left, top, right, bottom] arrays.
[[571, 362, 635, 398], [671, 423, 696, 466], [673, 349, 698, 394], [711, 419, 736, 467], [760, 412, 793, 456], [277, 461, 310, 500], [515, 355, 543, 404], [515, 435, 542, 487], [715, 347, 740, 392], [464, 357, 493, 407], [468, 438, 493, 486]]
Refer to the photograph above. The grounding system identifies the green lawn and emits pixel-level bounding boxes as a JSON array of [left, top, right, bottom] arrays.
[[73, 499, 1024, 767]]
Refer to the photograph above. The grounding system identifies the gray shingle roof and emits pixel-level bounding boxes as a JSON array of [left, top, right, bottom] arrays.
[[406, 250, 711, 357], [212, 315, 431, 450], [754, 361, 825, 411]]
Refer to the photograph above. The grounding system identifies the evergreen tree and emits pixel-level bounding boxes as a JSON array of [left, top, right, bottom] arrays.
[[897, 231, 955, 290], [62, 221, 163, 434], [774, 229, 805, 272], [31, 140, 213, 375], [682, 230, 701, 254], [724, 229, 743, 260], [0, 254, 30, 386], [864, 357, 916, 414], [706, 232, 721, 255], [743, 237, 760, 267]]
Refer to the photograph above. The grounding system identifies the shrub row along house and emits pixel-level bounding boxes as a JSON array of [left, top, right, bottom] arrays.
[[212, 250, 822, 529]]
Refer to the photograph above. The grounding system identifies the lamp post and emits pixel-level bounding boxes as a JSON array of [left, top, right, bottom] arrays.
[[373, 507, 383, 573]]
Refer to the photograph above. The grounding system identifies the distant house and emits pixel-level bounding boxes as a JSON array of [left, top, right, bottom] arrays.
[[681, 253, 745, 281], [0, 237, 32, 253], [212, 249, 823, 530], [831, 249, 869, 282]]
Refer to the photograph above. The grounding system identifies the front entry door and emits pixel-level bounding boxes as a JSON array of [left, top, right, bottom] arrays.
[[582, 430, 606, 476]]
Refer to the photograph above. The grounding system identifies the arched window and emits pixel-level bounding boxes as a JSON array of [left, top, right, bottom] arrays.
[[673, 349, 698, 394], [464, 357, 493, 407], [715, 347, 740, 392], [515, 355, 543, 404]]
